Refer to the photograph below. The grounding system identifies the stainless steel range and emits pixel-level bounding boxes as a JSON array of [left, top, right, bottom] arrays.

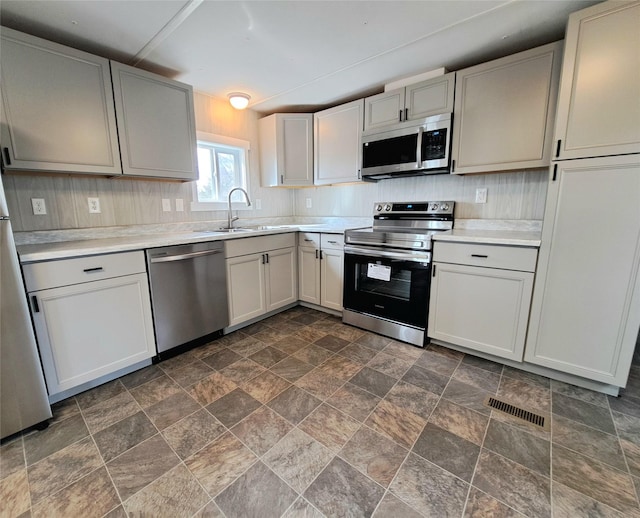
[[343, 201, 454, 347]]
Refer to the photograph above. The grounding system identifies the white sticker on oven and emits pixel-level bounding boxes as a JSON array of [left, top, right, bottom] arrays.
[[367, 263, 391, 281]]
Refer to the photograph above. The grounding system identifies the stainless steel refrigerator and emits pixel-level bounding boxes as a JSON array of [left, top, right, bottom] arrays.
[[0, 173, 51, 439]]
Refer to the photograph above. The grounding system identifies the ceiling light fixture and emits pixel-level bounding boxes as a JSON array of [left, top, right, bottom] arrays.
[[228, 92, 251, 110]]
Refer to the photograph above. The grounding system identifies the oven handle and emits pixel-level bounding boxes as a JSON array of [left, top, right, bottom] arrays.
[[344, 245, 431, 264]]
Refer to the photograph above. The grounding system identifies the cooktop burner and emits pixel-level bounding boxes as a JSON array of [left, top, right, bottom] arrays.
[[345, 201, 455, 251]]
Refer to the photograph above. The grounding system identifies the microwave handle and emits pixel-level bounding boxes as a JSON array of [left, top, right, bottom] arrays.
[[416, 126, 423, 168]]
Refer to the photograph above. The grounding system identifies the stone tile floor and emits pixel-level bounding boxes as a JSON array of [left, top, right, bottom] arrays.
[[2, 306, 640, 517]]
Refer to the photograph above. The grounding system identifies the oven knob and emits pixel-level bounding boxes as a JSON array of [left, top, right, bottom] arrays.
[[384, 204, 392, 211], [429, 203, 439, 211], [376, 204, 383, 212], [440, 203, 449, 211]]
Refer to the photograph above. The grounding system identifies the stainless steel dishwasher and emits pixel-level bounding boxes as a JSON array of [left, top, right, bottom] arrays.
[[146, 241, 229, 359]]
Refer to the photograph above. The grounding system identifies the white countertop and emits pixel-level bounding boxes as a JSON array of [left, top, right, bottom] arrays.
[[433, 228, 541, 247], [16, 224, 361, 263]]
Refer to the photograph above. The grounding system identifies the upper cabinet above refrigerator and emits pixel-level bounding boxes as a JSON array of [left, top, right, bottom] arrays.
[[552, 1, 640, 161], [0, 28, 122, 175], [0, 28, 198, 180]]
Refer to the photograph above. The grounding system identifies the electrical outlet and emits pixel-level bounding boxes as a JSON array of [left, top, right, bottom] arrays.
[[254, 199, 262, 210], [305, 198, 312, 209], [88, 197, 101, 213], [31, 198, 47, 215], [175, 198, 184, 212], [475, 188, 488, 204], [162, 198, 171, 212]]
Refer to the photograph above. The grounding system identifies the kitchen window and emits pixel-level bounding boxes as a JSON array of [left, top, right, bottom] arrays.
[[191, 132, 250, 211]]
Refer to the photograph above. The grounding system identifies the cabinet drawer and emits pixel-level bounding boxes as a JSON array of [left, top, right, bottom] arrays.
[[321, 233, 345, 250], [433, 242, 537, 272], [225, 233, 296, 258], [298, 232, 320, 248], [23, 251, 146, 291]]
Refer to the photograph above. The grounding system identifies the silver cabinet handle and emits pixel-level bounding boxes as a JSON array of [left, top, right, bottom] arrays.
[[150, 249, 222, 263]]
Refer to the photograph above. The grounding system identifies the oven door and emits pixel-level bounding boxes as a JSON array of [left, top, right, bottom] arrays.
[[343, 246, 431, 329]]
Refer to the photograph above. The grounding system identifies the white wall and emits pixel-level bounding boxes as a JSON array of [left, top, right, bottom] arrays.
[[293, 169, 548, 221]]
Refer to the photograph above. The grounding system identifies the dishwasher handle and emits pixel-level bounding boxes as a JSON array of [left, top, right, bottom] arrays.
[[149, 248, 223, 263]]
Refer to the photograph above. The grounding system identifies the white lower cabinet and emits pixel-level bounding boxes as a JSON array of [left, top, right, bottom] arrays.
[[428, 242, 537, 361], [298, 233, 344, 311], [226, 234, 297, 327], [23, 251, 156, 396]]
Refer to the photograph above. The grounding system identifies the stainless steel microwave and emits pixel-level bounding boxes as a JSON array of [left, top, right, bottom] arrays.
[[361, 114, 452, 181]]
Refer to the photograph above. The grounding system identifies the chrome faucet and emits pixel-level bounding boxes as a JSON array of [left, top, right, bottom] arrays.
[[227, 187, 252, 229]]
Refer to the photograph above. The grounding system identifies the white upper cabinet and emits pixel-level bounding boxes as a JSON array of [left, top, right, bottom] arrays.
[[0, 28, 121, 174], [363, 73, 455, 132], [0, 28, 198, 180], [259, 113, 313, 187], [314, 99, 364, 185], [451, 41, 563, 174], [111, 62, 198, 180], [553, 1, 640, 160]]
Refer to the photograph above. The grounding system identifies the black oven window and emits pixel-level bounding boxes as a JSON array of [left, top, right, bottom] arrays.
[[355, 264, 412, 301]]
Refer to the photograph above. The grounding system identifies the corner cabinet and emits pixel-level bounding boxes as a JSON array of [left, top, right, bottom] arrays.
[[553, 1, 640, 160], [298, 232, 344, 311], [0, 28, 198, 180], [524, 156, 640, 386], [363, 72, 455, 131], [225, 234, 298, 327], [428, 242, 537, 361], [111, 62, 198, 180], [0, 27, 121, 174], [259, 114, 313, 187], [314, 99, 363, 185], [22, 251, 156, 397], [451, 41, 562, 174]]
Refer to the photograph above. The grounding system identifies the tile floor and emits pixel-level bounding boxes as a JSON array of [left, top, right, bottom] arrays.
[[2, 306, 640, 517]]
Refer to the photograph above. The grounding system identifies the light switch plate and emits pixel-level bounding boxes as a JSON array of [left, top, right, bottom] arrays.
[[305, 198, 312, 209], [475, 188, 488, 204], [162, 199, 171, 212], [175, 198, 184, 212], [254, 199, 262, 210], [31, 198, 47, 215], [88, 197, 101, 213]]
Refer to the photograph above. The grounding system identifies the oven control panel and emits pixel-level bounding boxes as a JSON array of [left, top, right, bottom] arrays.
[[373, 201, 454, 215]]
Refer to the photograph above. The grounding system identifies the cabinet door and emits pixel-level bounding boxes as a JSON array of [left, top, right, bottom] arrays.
[[111, 62, 198, 180], [314, 99, 364, 185], [451, 41, 562, 174], [525, 156, 640, 385], [363, 88, 404, 131], [30, 274, 155, 395], [259, 114, 313, 186], [298, 246, 320, 305], [554, 1, 640, 159], [226, 253, 266, 327], [321, 248, 343, 311], [0, 28, 121, 174], [429, 263, 533, 361], [405, 72, 455, 121], [280, 115, 313, 186], [266, 247, 298, 311]]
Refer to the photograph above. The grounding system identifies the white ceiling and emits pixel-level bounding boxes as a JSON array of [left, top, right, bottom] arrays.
[[0, 0, 600, 114]]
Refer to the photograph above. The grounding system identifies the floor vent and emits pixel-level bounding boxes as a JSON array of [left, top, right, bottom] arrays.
[[484, 396, 549, 430]]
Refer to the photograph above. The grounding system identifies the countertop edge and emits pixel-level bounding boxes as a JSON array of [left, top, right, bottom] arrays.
[[17, 225, 360, 263]]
